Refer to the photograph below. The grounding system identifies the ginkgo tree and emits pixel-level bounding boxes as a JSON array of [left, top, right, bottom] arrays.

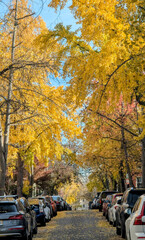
[[37, 0, 145, 187], [0, 0, 81, 195]]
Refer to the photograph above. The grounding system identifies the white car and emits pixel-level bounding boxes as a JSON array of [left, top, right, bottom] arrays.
[[108, 196, 122, 226], [125, 194, 145, 240], [37, 197, 51, 221]]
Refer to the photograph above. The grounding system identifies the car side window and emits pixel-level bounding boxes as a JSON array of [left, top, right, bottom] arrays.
[[17, 200, 25, 212], [132, 198, 141, 213], [123, 191, 128, 203]]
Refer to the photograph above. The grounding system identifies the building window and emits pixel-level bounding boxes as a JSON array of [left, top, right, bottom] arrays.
[[136, 177, 142, 188]]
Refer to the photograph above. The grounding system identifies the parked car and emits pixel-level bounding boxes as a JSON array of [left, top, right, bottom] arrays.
[[125, 194, 145, 240], [98, 190, 118, 212], [60, 197, 65, 210], [37, 196, 51, 221], [0, 196, 32, 240], [89, 201, 93, 209], [18, 197, 37, 235], [45, 195, 57, 216], [102, 195, 113, 219], [28, 197, 46, 226], [52, 195, 63, 211], [66, 203, 72, 211], [91, 196, 99, 209], [116, 188, 145, 238], [108, 193, 123, 226]]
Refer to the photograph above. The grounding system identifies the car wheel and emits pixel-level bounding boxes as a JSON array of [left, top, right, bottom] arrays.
[[33, 224, 37, 234], [22, 229, 29, 240], [41, 218, 46, 226], [109, 219, 112, 225], [121, 220, 126, 238], [28, 229, 33, 240], [129, 231, 131, 240], [116, 226, 121, 235], [113, 220, 116, 227]]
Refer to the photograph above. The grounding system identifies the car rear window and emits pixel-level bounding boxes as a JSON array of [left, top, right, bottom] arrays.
[[32, 205, 39, 210], [127, 191, 145, 208], [101, 192, 116, 198], [52, 196, 60, 201], [0, 203, 17, 213]]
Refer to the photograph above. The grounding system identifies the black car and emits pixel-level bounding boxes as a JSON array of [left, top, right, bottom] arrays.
[[98, 190, 118, 212], [0, 196, 31, 240], [116, 188, 145, 238]]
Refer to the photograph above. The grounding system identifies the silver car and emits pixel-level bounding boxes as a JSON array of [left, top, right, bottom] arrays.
[[0, 197, 30, 239]]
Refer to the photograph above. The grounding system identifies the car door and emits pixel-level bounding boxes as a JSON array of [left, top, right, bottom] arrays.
[[19, 199, 32, 236]]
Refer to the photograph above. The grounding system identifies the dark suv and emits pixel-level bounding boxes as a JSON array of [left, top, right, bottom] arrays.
[[116, 188, 145, 238], [98, 190, 118, 212], [0, 196, 31, 240]]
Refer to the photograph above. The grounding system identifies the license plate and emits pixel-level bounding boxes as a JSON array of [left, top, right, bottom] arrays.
[[0, 220, 3, 225]]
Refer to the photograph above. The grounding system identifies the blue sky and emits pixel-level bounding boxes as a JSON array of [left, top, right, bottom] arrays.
[[0, 0, 77, 30], [0, 0, 77, 87], [30, 0, 78, 30]]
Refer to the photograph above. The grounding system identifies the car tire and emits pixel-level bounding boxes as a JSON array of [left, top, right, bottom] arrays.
[[109, 219, 112, 225], [113, 220, 116, 227], [116, 226, 121, 235], [41, 218, 46, 226], [22, 229, 29, 240], [33, 224, 37, 234], [129, 231, 131, 240], [28, 230, 33, 240], [121, 220, 126, 238]]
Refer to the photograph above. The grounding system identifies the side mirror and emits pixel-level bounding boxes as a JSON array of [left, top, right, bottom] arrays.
[[31, 205, 35, 210], [124, 208, 132, 216], [26, 207, 30, 213], [117, 199, 121, 205]]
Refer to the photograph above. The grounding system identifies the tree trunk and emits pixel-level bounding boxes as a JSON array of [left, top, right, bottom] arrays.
[[105, 172, 109, 190], [119, 159, 125, 192], [121, 126, 134, 187], [0, 120, 5, 195], [141, 137, 145, 187], [0, 0, 18, 195], [120, 101, 134, 188], [17, 152, 23, 197]]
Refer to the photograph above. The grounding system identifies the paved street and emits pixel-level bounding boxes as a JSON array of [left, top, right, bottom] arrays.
[[34, 210, 121, 240]]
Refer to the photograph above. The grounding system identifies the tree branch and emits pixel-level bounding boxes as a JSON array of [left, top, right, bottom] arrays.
[[89, 109, 138, 137], [98, 56, 134, 110]]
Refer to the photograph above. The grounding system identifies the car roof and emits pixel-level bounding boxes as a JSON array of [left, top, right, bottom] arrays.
[[129, 189, 145, 193], [0, 199, 16, 204]]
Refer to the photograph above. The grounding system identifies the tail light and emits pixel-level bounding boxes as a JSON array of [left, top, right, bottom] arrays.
[[133, 202, 145, 225], [9, 214, 23, 220]]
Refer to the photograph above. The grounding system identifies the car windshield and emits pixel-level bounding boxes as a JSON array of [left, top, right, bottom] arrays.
[[52, 196, 60, 201], [127, 192, 145, 208], [102, 192, 115, 198], [0, 203, 17, 213]]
